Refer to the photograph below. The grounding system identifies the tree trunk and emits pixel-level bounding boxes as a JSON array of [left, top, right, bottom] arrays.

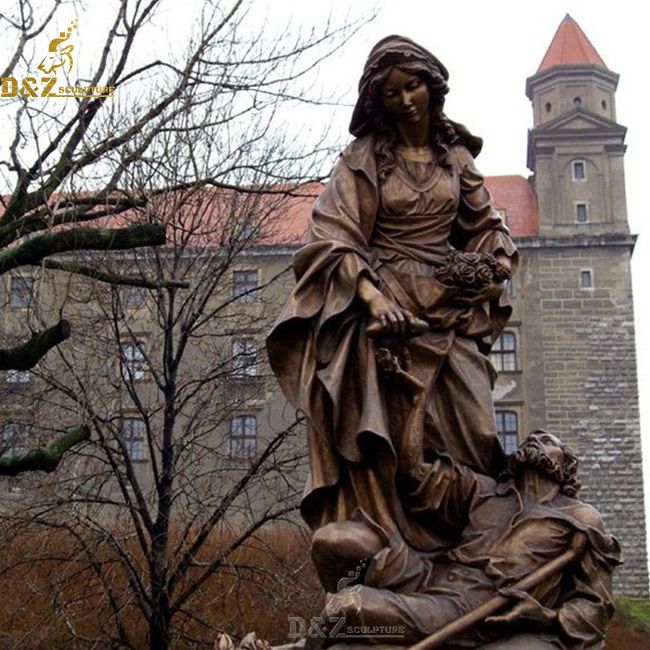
[[149, 598, 171, 650]]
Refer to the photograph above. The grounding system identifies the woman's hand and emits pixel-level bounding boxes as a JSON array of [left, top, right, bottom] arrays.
[[366, 293, 416, 337], [357, 277, 427, 338]]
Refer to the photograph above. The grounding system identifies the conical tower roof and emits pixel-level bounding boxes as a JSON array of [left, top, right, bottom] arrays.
[[537, 14, 607, 72]]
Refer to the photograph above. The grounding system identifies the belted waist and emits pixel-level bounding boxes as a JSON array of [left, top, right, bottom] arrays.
[[371, 251, 452, 277]]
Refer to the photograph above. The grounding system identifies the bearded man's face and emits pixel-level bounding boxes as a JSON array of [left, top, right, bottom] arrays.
[[512, 432, 565, 483]]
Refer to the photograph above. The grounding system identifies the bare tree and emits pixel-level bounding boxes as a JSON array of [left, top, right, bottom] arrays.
[[0, 0, 367, 646], [0, 0, 359, 472], [1, 186, 314, 647]]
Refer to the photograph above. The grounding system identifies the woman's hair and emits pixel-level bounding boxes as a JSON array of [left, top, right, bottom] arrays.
[[363, 60, 460, 184]]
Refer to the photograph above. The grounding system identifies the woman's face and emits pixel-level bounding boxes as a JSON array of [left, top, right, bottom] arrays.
[[380, 67, 430, 127]]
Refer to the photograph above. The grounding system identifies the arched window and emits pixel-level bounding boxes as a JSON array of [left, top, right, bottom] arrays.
[[490, 331, 517, 372]]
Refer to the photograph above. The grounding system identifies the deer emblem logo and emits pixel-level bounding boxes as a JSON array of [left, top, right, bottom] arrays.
[[37, 20, 77, 76], [325, 562, 365, 615]]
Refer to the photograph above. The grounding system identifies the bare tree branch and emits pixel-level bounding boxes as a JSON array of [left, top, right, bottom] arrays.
[[0, 319, 70, 370], [0, 223, 166, 274], [0, 424, 90, 476], [41, 259, 189, 289]]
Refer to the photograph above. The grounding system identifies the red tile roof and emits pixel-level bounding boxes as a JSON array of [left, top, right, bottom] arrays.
[[4, 176, 538, 249], [486, 175, 539, 238], [275, 175, 539, 245], [537, 14, 607, 73]]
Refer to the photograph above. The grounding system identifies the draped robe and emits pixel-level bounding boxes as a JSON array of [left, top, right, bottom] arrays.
[[267, 135, 518, 551]]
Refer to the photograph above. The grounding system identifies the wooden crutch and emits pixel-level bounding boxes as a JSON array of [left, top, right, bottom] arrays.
[[408, 532, 588, 650]]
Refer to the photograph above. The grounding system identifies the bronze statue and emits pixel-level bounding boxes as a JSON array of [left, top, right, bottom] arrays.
[[312, 350, 620, 648], [266, 35, 619, 648]]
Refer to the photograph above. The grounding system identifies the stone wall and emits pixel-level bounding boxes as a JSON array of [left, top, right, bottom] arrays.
[[516, 237, 648, 595]]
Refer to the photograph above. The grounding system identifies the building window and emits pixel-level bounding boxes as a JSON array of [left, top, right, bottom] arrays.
[[573, 96, 582, 107], [233, 270, 259, 302], [122, 286, 146, 308], [6, 369, 30, 384], [1, 423, 27, 459], [121, 342, 146, 381], [230, 415, 257, 458], [121, 417, 146, 461], [580, 269, 593, 289], [495, 411, 519, 455], [575, 203, 588, 223], [489, 331, 517, 372], [232, 339, 257, 377], [572, 161, 586, 181], [10, 277, 33, 308]]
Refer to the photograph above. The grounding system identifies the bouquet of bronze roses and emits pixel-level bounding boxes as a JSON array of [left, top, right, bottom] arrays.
[[434, 251, 511, 291]]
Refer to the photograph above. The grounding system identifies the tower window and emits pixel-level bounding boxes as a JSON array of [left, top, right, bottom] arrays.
[[6, 369, 30, 384], [573, 96, 582, 107], [575, 203, 588, 223], [495, 411, 519, 455], [601, 99, 607, 110], [572, 161, 586, 181], [580, 269, 593, 289]]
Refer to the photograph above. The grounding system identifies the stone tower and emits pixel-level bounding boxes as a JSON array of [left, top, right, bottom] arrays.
[[526, 14, 628, 238], [521, 14, 647, 594]]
